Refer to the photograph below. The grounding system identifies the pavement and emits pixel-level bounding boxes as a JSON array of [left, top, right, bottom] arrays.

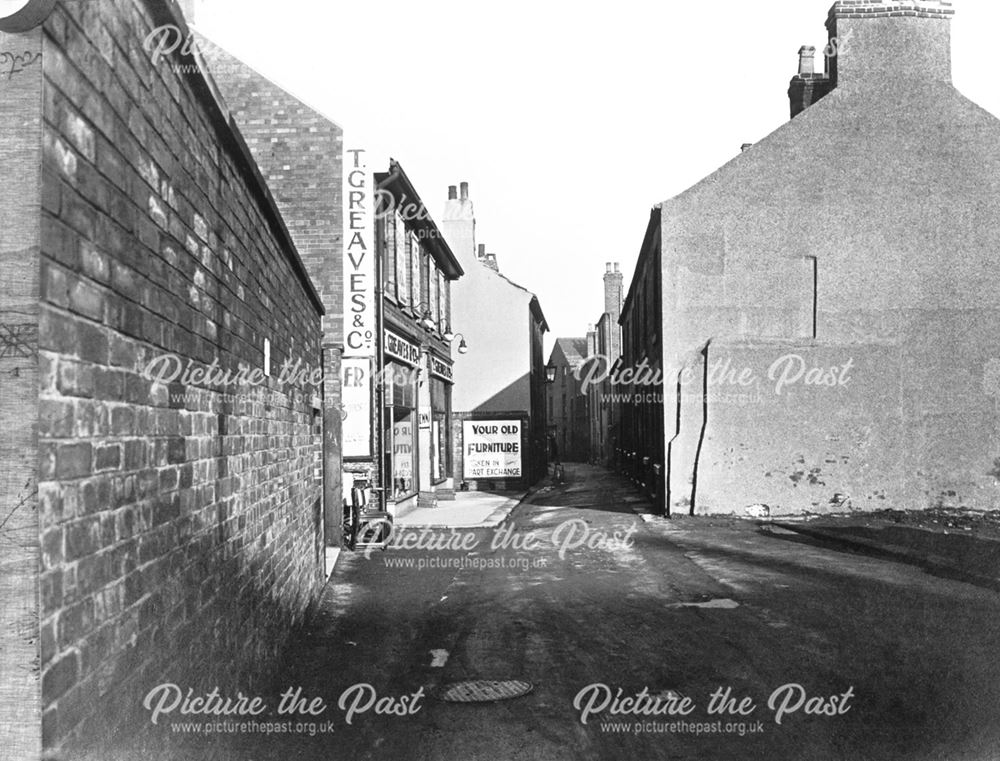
[[394, 490, 526, 529], [126, 463, 1000, 761], [768, 515, 1000, 591]]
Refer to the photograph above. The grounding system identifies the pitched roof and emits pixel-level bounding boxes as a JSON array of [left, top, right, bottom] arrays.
[[549, 337, 589, 368]]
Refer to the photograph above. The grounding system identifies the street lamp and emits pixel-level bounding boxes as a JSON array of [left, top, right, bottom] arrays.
[[445, 331, 469, 354], [411, 302, 437, 332], [545, 363, 557, 383]]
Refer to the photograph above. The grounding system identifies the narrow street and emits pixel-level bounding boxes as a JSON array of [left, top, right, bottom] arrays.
[[171, 464, 1000, 761]]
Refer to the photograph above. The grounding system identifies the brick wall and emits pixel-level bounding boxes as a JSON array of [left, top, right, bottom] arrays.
[[36, 0, 324, 752], [198, 34, 343, 346], [201, 31, 345, 547]]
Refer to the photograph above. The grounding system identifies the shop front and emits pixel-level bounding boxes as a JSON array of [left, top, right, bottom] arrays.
[[427, 352, 454, 497], [380, 328, 457, 514], [383, 328, 421, 513]]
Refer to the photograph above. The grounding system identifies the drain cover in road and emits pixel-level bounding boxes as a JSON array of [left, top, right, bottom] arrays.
[[437, 680, 534, 703]]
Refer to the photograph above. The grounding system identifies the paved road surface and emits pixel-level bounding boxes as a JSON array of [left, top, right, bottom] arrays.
[[162, 464, 1000, 761]]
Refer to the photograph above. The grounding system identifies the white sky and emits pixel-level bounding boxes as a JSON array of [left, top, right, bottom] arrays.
[[194, 0, 1000, 353]]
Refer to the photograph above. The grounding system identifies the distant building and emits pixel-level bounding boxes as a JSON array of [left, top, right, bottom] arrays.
[[546, 338, 591, 462], [618, 211, 664, 510], [585, 263, 624, 467], [441, 183, 549, 490], [630, 0, 1000, 516]]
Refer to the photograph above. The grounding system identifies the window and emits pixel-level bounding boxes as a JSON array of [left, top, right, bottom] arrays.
[[421, 247, 431, 308], [435, 270, 444, 327], [430, 264, 439, 328], [397, 215, 410, 307], [384, 214, 397, 299], [443, 277, 451, 329], [384, 362, 417, 500], [409, 233, 420, 309]]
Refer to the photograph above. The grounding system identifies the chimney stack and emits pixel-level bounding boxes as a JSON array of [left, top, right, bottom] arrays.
[[460, 182, 469, 201], [825, 0, 955, 90], [604, 262, 623, 318], [448, 185, 457, 200], [789, 44, 834, 118], [477, 243, 486, 259]]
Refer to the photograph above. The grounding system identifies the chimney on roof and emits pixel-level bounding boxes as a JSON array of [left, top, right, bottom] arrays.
[[789, 45, 834, 118], [448, 185, 457, 200], [825, 0, 955, 90], [178, 0, 198, 24], [459, 182, 469, 201], [604, 262, 623, 318], [477, 243, 486, 259]]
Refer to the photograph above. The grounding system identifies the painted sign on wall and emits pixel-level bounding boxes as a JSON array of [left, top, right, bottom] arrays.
[[463, 420, 522, 479], [343, 147, 375, 357], [342, 146, 375, 459], [342, 357, 372, 458]]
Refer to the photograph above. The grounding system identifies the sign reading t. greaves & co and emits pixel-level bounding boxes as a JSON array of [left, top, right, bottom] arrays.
[[463, 420, 522, 479], [341, 146, 376, 458], [384, 330, 421, 366], [343, 147, 375, 356]]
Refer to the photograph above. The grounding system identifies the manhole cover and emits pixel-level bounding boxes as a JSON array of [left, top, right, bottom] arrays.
[[437, 680, 534, 703]]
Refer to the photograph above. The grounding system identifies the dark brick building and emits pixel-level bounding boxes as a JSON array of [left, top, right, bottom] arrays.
[[374, 161, 463, 515], [1, 0, 327, 753], [545, 338, 590, 463], [585, 263, 625, 467], [194, 16, 346, 555], [618, 209, 664, 511]]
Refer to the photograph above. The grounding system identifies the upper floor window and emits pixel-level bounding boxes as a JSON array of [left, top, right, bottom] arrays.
[[383, 214, 398, 300], [409, 232, 420, 309]]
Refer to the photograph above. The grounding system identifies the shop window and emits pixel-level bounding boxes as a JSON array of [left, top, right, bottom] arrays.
[[384, 361, 417, 500], [430, 379, 451, 484]]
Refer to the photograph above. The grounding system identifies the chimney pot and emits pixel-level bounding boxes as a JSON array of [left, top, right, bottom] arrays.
[[798, 45, 816, 76], [606, 262, 612, 273], [613, 263, 620, 273], [178, 0, 197, 23], [460, 182, 469, 201], [448, 185, 457, 200], [477, 243, 486, 258]]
